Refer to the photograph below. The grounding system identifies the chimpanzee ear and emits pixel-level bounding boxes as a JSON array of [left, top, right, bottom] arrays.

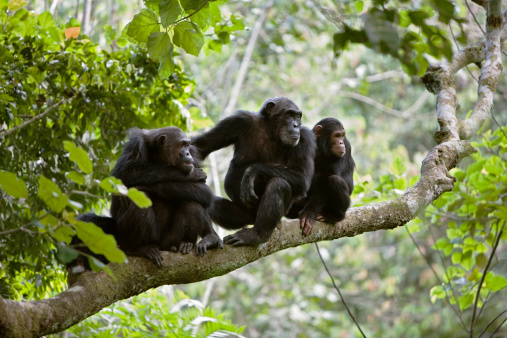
[[157, 134, 166, 147], [265, 102, 276, 116], [314, 125, 323, 138]]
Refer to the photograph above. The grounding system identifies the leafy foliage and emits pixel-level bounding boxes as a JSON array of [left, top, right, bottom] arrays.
[[51, 289, 245, 337], [122, 0, 245, 78], [409, 128, 507, 334], [332, 0, 461, 75], [0, 2, 195, 298]]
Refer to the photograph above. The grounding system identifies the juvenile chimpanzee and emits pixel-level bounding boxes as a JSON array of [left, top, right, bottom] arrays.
[[287, 118, 355, 236], [74, 127, 223, 268], [192, 97, 316, 246]]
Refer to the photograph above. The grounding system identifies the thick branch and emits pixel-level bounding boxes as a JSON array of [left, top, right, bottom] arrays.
[[0, 139, 475, 338], [422, 2, 504, 143], [461, 0, 503, 139]]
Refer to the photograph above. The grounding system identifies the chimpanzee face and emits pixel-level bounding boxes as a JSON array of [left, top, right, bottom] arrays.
[[328, 129, 346, 157], [158, 128, 194, 174], [314, 121, 347, 158], [262, 97, 303, 147], [279, 109, 302, 146]]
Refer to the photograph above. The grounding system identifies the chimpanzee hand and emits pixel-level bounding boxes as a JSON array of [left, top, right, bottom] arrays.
[[299, 210, 316, 236], [195, 233, 224, 256], [240, 166, 259, 208], [135, 245, 164, 267], [190, 168, 207, 182]]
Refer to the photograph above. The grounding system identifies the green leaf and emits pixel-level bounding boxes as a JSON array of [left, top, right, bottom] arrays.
[[362, 11, 400, 53], [180, 0, 207, 11], [99, 176, 127, 193], [187, 4, 210, 30], [66, 171, 85, 185], [38, 11, 55, 29], [55, 246, 79, 264], [0, 171, 28, 198], [475, 253, 487, 269], [127, 9, 160, 43], [74, 220, 126, 263], [148, 32, 173, 59], [393, 177, 407, 190], [390, 156, 406, 176], [429, 0, 455, 24], [38, 175, 68, 213], [173, 21, 204, 56], [451, 252, 462, 265], [127, 188, 152, 208], [104, 25, 116, 44], [159, 0, 182, 27], [433, 238, 450, 251], [458, 293, 474, 311], [354, 1, 363, 13], [484, 155, 503, 175], [430, 285, 446, 303], [64, 141, 93, 174], [8, 0, 26, 11], [158, 53, 176, 78], [484, 273, 507, 292], [460, 251, 473, 270], [52, 226, 75, 244]]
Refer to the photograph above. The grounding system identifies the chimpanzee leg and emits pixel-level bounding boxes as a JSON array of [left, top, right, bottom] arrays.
[[116, 199, 164, 267], [319, 175, 351, 223], [224, 177, 292, 246], [182, 201, 224, 255], [210, 196, 256, 230]]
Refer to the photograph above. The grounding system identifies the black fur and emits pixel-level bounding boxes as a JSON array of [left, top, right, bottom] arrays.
[[192, 97, 316, 246], [287, 118, 355, 235], [71, 127, 223, 270]]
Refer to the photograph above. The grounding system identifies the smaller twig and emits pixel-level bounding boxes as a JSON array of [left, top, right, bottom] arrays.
[[315, 243, 366, 338], [174, 1, 209, 25], [0, 97, 71, 138], [70, 190, 101, 199], [466, 0, 486, 35], [470, 225, 504, 335], [0, 226, 36, 236], [490, 316, 507, 337], [477, 307, 506, 337], [406, 227, 468, 330], [471, 0, 487, 10]]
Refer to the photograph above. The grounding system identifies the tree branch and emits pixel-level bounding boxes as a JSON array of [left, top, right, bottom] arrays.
[[0, 138, 475, 337], [422, 2, 504, 143], [0, 98, 71, 138]]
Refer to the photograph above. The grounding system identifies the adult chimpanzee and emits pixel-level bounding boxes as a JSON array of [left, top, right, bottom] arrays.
[[74, 127, 223, 268], [191, 96, 316, 246], [287, 117, 355, 236]]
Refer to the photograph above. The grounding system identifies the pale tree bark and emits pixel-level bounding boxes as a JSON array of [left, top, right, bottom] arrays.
[[0, 1, 504, 337]]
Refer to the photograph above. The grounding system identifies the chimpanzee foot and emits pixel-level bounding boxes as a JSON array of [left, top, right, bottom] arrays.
[[179, 241, 194, 254], [223, 228, 267, 247], [195, 233, 224, 256], [134, 245, 163, 267]]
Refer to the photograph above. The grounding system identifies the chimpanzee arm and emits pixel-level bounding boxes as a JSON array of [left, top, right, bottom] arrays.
[[240, 127, 316, 206], [118, 166, 207, 187], [135, 182, 214, 208], [191, 111, 254, 161]]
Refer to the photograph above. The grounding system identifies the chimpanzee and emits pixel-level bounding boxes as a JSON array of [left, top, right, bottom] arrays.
[[287, 117, 355, 236], [72, 127, 223, 269], [191, 97, 316, 246]]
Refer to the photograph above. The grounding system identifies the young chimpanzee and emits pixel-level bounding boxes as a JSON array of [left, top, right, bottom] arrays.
[[192, 96, 316, 246], [74, 127, 223, 269], [287, 118, 355, 236]]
